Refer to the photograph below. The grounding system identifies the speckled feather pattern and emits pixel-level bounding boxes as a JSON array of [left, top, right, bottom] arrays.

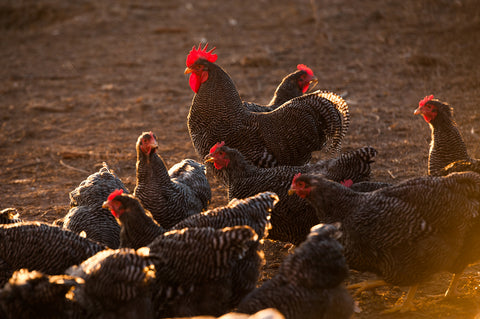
[[296, 172, 480, 286], [237, 224, 354, 319], [187, 60, 349, 169]]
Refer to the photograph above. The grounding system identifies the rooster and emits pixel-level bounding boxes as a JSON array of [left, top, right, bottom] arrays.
[[414, 95, 477, 176], [185, 44, 349, 169], [205, 141, 377, 244], [243, 64, 318, 112], [0, 222, 106, 287], [62, 162, 127, 248], [289, 172, 480, 313], [237, 223, 354, 319], [133, 131, 211, 229]]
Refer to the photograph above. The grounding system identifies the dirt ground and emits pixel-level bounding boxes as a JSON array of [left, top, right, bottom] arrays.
[[1, 0, 480, 317]]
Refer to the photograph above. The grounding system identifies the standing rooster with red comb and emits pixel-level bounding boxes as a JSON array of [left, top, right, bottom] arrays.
[[185, 43, 349, 169]]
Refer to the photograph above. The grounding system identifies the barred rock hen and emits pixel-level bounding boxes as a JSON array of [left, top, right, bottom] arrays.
[[147, 225, 258, 317], [0, 222, 105, 287], [104, 189, 278, 308], [205, 142, 376, 244], [243, 64, 317, 112], [290, 172, 480, 313], [63, 162, 128, 248], [0, 269, 86, 319], [67, 248, 156, 319], [185, 44, 349, 169], [414, 95, 477, 176], [237, 223, 354, 319], [133, 131, 211, 229]]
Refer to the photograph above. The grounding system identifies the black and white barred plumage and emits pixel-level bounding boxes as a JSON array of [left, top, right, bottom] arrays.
[[0, 222, 105, 287], [133, 132, 211, 229], [63, 162, 128, 248], [290, 172, 480, 289], [206, 144, 376, 245], [186, 57, 349, 170], [237, 223, 354, 319]]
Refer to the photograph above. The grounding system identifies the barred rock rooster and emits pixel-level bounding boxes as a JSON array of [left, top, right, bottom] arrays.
[[63, 162, 128, 248], [66, 248, 156, 319], [243, 64, 318, 112], [0, 222, 105, 287], [237, 223, 354, 319], [104, 189, 278, 308], [133, 131, 211, 229], [0, 269, 86, 319], [185, 44, 349, 169], [205, 141, 377, 244], [414, 95, 478, 176], [147, 225, 258, 317], [289, 172, 480, 313]]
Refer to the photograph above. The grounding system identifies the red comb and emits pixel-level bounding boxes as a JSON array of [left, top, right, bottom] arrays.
[[340, 179, 354, 187], [297, 64, 314, 76], [292, 173, 302, 185], [209, 141, 225, 154], [419, 95, 434, 107], [107, 189, 124, 201], [186, 43, 217, 67]]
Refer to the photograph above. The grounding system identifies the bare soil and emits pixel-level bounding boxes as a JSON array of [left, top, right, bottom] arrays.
[[1, 0, 480, 317]]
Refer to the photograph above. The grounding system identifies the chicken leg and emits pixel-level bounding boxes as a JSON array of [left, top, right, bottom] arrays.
[[347, 279, 387, 294], [382, 285, 418, 314]]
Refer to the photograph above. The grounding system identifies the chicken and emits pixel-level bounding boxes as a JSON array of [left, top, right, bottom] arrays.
[[237, 223, 354, 319], [243, 64, 318, 112], [289, 172, 480, 313], [0, 269, 86, 319], [66, 248, 157, 319], [414, 95, 476, 176], [0, 222, 106, 287], [0, 208, 22, 224], [63, 162, 128, 248], [133, 131, 211, 229], [205, 141, 377, 244], [147, 225, 258, 317], [104, 189, 278, 308], [185, 44, 349, 169]]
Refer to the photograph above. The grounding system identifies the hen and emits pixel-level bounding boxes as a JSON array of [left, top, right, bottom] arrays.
[[237, 223, 354, 319], [243, 64, 317, 112], [0, 222, 105, 287], [205, 141, 377, 244], [67, 248, 156, 319], [289, 172, 480, 313], [63, 162, 128, 248], [414, 95, 477, 176], [0, 269, 86, 319], [147, 225, 258, 317], [133, 131, 211, 229], [185, 44, 349, 169]]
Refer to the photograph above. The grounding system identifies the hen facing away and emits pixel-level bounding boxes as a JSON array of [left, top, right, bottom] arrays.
[[133, 131, 211, 229], [62, 162, 128, 248], [0, 269, 86, 319], [290, 172, 480, 313], [185, 44, 349, 169], [243, 64, 317, 112], [104, 189, 278, 309], [0, 222, 106, 287], [205, 142, 377, 245], [414, 95, 478, 176], [237, 223, 354, 319], [147, 225, 258, 318]]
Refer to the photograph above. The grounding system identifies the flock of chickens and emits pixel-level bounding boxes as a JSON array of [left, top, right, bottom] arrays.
[[1, 43, 479, 319]]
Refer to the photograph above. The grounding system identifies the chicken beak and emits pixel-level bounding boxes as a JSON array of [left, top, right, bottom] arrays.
[[309, 78, 318, 90], [184, 67, 193, 74], [287, 189, 296, 196], [414, 107, 422, 115], [204, 155, 214, 163], [101, 200, 110, 209]]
